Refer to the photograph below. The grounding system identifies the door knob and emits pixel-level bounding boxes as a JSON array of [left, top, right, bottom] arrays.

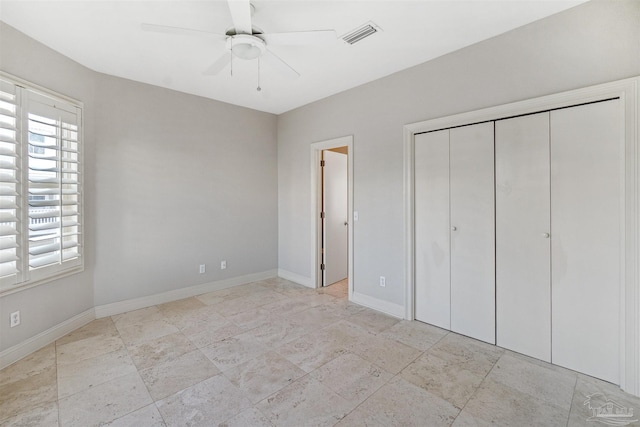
[[451, 226, 457, 231], [344, 222, 348, 226], [542, 233, 550, 238]]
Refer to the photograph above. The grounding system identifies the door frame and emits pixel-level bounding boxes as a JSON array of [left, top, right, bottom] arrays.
[[310, 135, 354, 298], [404, 76, 640, 396]]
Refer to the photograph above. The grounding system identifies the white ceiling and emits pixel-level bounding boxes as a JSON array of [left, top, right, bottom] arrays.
[[0, 0, 586, 114]]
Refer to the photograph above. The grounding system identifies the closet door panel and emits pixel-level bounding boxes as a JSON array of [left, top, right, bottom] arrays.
[[450, 122, 495, 344], [414, 130, 451, 329], [495, 112, 551, 362], [551, 100, 623, 384]]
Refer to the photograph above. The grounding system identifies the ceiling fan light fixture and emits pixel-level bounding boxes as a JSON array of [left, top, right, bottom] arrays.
[[229, 34, 266, 60]]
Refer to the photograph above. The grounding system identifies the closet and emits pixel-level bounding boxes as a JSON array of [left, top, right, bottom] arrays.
[[415, 98, 623, 384]]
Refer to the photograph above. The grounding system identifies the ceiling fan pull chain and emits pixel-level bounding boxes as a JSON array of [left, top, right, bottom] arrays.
[[257, 58, 262, 92]]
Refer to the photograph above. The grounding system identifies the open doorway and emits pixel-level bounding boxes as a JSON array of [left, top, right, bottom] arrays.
[[310, 136, 353, 299]]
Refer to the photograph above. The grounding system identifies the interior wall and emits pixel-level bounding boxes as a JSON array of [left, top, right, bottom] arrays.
[[0, 22, 96, 351], [0, 21, 279, 353], [93, 74, 278, 305], [1, 0, 638, 354], [277, 0, 640, 308]]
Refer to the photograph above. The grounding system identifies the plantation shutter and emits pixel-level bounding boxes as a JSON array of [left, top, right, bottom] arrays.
[[26, 91, 81, 279], [0, 80, 20, 285], [0, 74, 83, 293]]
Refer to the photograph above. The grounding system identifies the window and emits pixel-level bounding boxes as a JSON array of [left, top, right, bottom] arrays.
[[0, 74, 83, 293]]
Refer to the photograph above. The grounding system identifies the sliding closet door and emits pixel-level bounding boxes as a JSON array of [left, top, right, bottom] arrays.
[[414, 130, 450, 329], [495, 112, 551, 362], [551, 100, 623, 384], [450, 122, 495, 344]]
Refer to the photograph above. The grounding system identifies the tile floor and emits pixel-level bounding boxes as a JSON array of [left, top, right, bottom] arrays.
[[1, 277, 640, 426]]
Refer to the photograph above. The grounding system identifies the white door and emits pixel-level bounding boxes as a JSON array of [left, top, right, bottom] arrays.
[[415, 130, 451, 329], [551, 100, 623, 384], [495, 112, 551, 362], [449, 122, 495, 344], [323, 150, 348, 286]]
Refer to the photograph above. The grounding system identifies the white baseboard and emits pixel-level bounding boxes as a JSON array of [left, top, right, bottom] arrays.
[[0, 270, 279, 370], [95, 269, 278, 318], [0, 308, 95, 370], [351, 291, 406, 319], [277, 269, 313, 288]]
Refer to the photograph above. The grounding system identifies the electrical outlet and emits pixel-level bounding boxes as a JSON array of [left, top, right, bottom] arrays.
[[10, 311, 20, 328], [221, 260, 227, 270], [199, 264, 206, 274], [379, 276, 386, 287]]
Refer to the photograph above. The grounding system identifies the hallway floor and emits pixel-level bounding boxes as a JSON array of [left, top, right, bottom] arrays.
[[1, 277, 639, 426]]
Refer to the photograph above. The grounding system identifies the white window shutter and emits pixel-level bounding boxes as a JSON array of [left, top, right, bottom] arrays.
[[0, 74, 83, 293], [0, 80, 21, 286], [26, 93, 81, 277]]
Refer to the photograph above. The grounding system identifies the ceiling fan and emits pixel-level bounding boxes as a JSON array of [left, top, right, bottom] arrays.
[[141, 0, 337, 81]]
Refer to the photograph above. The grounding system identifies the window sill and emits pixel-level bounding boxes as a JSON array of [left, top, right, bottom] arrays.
[[0, 265, 85, 297]]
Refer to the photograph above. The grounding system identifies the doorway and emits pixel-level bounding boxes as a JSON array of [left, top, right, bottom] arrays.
[[310, 136, 353, 298], [322, 148, 348, 287]]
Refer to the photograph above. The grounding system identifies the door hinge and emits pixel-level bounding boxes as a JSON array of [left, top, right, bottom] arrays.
[[320, 263, 325, 270], [320, 160, 325, 167], [320, 211, 325, 219]]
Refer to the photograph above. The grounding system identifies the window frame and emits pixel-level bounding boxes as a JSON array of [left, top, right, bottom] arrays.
[[0, 71, 84, 296]]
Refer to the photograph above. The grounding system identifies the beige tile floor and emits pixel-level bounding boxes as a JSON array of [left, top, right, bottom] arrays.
[[2, 277, 640, 426]]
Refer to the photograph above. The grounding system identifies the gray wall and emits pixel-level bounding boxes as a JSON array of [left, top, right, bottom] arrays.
[[93, 75, 278, 305], [0, 22, 96, 351], [277, 0, 640, 307], [0, 22, 278, 352]]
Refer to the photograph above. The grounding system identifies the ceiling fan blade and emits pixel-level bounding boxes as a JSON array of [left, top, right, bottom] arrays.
[[203, 52, 232, 75], [227, 0, 252, 35], [141, 23, 226, 41], [262, 49, 300, 80], [260, 30, 337, 46]]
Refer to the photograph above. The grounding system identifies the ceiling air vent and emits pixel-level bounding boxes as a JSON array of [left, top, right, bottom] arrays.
[[341, 22, 381, 45]]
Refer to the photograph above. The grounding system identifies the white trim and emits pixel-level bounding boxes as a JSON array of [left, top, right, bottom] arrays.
[[351, 291, 404, 319], [403, 125, 415, 321], [404, 76, 640, 396], [0, 267, 85, 298], [404, 79, 634, 135], [310, 135, 354, 300], [0, 308, 94, 370], [0, 70, 83, 108], [277, 268, 313, 288], [95, 269, 277, 318]]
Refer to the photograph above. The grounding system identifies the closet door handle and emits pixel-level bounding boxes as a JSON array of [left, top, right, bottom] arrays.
[[542, 233, 550, 238], [451, 226, 457, 231]]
